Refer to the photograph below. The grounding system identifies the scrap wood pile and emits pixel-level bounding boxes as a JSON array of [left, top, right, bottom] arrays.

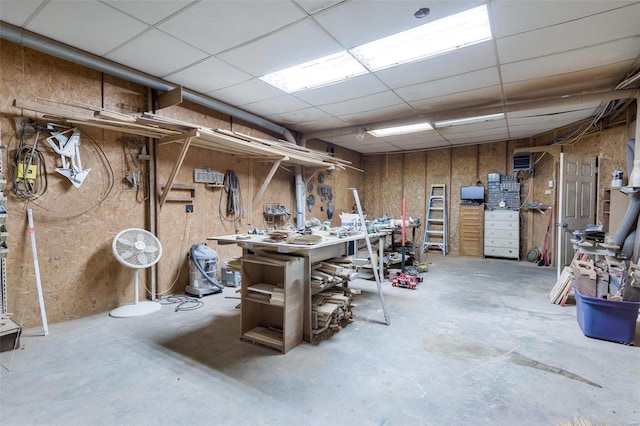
[[550, 254, 640, 305], [311, 259, 359, 338]]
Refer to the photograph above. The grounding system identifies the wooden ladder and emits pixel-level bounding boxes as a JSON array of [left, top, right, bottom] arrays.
[[423, 184, 448, 255]]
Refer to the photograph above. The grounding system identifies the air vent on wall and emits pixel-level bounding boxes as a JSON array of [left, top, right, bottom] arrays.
[[513, 152, 532, 172]]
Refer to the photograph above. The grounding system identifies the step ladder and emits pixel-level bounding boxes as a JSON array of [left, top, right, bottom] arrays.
[[423, 184, 448, 255]]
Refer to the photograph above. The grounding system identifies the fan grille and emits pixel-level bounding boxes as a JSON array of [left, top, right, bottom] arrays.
[[112, 228, 162, 269]]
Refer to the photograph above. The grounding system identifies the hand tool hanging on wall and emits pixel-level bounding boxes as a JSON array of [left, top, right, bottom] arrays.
[[46, 126, 91, 188], [539, 205, 554, 266]]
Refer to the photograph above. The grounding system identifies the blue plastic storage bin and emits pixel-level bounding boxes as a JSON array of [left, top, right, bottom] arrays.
[[574, 286, 640, 344]]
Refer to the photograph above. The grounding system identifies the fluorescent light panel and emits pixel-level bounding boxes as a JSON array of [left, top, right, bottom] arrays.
[[367, 122, 433, 137], [351, 5, 491, 71], [259, 5, 492, 93], [434, 113, 504, 128], [259, 51, 367, 93]]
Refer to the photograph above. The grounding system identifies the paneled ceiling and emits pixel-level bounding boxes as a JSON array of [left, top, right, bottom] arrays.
[[1, 0, 639, 153]]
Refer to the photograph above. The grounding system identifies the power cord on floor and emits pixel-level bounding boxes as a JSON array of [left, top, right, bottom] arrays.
[[159, 294, 204, 312]]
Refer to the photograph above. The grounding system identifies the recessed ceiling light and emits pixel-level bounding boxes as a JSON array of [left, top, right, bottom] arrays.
[[367, 122, 434, 137], [414, 7, 430, 18], [259, 51, 368, 93], [259, 5, 492, 93], [433, 113, 505, 128], [350, 5, 491, 71]]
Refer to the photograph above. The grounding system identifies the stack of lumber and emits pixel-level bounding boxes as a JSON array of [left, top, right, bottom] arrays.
[[226, 257, 242, 271], [246, 283, 284, 306], [264, 229, 294, 243], [311, 289, 356, 337], [310, 259, 359, 338], [550, 266, 574, 305]]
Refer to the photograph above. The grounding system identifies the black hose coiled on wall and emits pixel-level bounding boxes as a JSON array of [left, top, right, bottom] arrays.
[[219, 170, 243, 226]]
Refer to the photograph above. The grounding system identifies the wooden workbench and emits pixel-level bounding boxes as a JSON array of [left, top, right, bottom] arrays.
[[209, 232, 387, 344]]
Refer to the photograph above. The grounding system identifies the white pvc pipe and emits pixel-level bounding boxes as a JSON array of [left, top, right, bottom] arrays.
[[27, 209, 49, 336], [628, 98, 640, 187]]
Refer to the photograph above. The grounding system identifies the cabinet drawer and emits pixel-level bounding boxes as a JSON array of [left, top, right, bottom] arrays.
[[484, 246, 518, 259], [484, 210, 518, 221], [485, 229, 518, 240], [485, 220, 518, 231], [484, 238, 518, 248]]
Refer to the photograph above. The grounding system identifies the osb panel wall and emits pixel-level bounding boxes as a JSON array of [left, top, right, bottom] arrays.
[[0, 42, 361, 328], [0, 42, 148, 326], [449, 145, 479, 253], [306, 139, 364, 226], [403, 151, 427, 232], [381, 154, 405, 218], [363, 155, 382, 217]]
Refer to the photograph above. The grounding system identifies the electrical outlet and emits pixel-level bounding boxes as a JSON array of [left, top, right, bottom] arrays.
[[186, 204, 194, 213]]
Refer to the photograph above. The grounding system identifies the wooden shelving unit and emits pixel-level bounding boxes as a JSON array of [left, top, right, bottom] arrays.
[[459, 204, 484, 257], [240, 254, 304, 354]]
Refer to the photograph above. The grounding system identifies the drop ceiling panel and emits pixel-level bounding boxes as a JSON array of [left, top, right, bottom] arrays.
[[379, 131, 447, 144], [264, 107, 333, 126], [375, 41, 496, 89], [395, 68, 500, 103], [290, 117, 349, 133], [496, 4, 640, 64], [436, 119, 508, 135], [507, 104, 601, 121], [208, 79, 284, 106], [408, 86, 503, 114], [500, 38, 640, 84], [242, 95, 311, 117], [0, 0, 44, 26], [106, 29, 208, 78], [394, 139, 453, 150], [444, 128, 510, 144], [333, 103, 415, 125], [25, 1, 148, 55], [293, 0, 344, 15], [165, 57, 252, 94], [293, 74, 389, 106], [319, 91, 406, 117], [158, 1, 306, 55], [218, 19, 344, 76], [502, 66, 627, 100], [490, 1, 636, 38], [103, 0, 196, 25], [354, 142, 404, 153]]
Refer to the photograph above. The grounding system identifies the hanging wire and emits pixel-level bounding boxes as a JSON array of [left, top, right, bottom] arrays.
[[8, 120, 48, 201], [219, 170, 243, 230]]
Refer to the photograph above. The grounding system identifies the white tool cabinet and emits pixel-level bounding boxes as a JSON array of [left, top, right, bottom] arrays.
[[484, 209, 519, 260]]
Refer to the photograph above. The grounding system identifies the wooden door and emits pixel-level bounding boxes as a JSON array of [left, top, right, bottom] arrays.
[[556, 153, 597, 276]]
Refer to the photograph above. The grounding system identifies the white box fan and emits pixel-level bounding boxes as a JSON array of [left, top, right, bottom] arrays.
[[110, 228, 163, 318]]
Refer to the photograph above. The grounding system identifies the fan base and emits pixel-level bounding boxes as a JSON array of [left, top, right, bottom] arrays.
[[110, 301, 161, 318]]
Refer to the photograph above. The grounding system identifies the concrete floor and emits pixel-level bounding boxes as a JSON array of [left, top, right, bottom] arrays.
[[1, 256, 638, 426]]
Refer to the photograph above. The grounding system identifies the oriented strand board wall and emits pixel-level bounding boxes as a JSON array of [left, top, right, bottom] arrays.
[[0, 41, 363, 328], [305, 139, 364, 226]]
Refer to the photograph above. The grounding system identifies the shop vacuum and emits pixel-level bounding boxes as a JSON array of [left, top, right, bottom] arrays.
[[186, 244, 224, 297]]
